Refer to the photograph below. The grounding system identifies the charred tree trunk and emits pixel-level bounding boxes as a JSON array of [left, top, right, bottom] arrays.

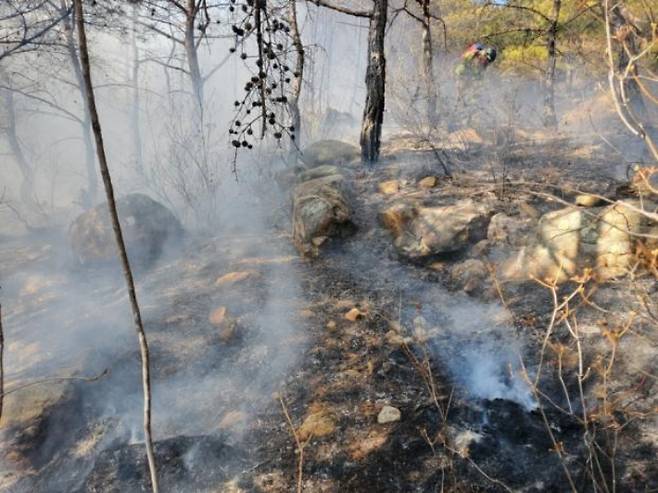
[[185, 0, 204, 112], [61, 0, 97, 208], [543, 0, 561, 128], [130, 3, 145, 178], [72, 1, 159, 492], [420, 0, 437, 127], [288, 0, 305, 157], [360, 0, 388, 164], [1, 86, 37, 208]]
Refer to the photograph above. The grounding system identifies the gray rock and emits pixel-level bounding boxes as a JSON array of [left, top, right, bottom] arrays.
[[292, 174, 353, 256], [451, 258, 489, 293], [380, 200, 492, 258], [69, 193, 182, 267], [487, 213, 531, 246], [300, 140, 359, 167], [377, 405, 401, 424], [503, 200, 656, 282]]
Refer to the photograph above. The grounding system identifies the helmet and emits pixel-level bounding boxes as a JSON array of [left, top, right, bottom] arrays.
[[485, 47, 497, 63]]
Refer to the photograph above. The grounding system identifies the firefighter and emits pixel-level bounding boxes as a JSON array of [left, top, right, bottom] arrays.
[[454, 43, 497, 120]]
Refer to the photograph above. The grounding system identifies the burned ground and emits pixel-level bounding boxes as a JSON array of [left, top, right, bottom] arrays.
[[1, 133, 657, 492]]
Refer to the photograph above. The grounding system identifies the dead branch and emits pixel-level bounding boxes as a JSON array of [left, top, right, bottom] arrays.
[[279, 395, 308, 493]]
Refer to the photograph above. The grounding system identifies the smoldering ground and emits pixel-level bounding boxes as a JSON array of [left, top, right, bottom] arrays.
[[0, 162, 312, 492]]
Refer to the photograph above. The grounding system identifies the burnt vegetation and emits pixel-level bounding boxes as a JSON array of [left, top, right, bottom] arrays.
[[1, 0, 658, 492]]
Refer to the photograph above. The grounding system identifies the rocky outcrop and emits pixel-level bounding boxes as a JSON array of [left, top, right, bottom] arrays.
[[300, 140, 359, 167], [503, 200, 657, 282], [380, 200, 491, 258], [69, 193, 182, 267], [292, 174, 354, 256]]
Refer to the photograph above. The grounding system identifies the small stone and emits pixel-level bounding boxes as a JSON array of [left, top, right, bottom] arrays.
[[377, 405, 401, 424], [418, 176, 438, 189], [575, 194, 604, 207], [326, 320, 337, 330], [344, 307, 365, 321], [378, 180, 400, 195], [215, 270, 257, 286], [209, 306, 227, 326], [311, 236, 328, 246]]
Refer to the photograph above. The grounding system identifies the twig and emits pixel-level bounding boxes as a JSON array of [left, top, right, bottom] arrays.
[[1, 369, 109, 398], [279, 395, 307, 493]]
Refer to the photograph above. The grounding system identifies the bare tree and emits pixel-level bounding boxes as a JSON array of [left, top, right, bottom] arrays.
[[543, 0, 561, 128], [0, 1, 67, 62], [392, 0, 448, 128], [0, 75, 38, 210], [59, 0, 98, 208], [72, 1, 159, 491], [287, 0, 305, 155], [311, 0, 388, 163], [603, 0, 658, 162]]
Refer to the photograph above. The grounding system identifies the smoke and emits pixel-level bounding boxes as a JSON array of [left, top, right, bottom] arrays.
[[434, 302, 537, 411]]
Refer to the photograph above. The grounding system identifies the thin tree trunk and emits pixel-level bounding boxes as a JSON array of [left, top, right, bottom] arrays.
[[543, 0, 561, 128], [184, 0, 204, 112], [1, 86, 37, 208], [130, 3, 145, 178], [360, 0, 388, 163], [288, 0, 305, 158], [72, 1, 159, 492], [61, 0, 97, 208], [421, 1, 437, 127]]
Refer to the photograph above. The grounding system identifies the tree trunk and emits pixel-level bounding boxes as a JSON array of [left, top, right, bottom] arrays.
[[421, 1, 437, 127], [1, 86, 37, 208], [360, 0, 388, 164], [184, 0, 204, 112], [130, 3, 145, 178], [72, 1, 159, 492], [61, 0, 97, 208], [543, 0, 561, 128], [288, 0, 305, 158]]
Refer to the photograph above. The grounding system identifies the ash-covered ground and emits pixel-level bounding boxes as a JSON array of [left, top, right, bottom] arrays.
[[1, 132, 657, 492]]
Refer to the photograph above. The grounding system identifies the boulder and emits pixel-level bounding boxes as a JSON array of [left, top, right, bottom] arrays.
[[298, 164, 342, 182], [380, 200, 491, 258], [503, 200, 656, 283], [292, 174, 354, 256], [300, 140, 359, 167], [487, 213, 532, 246], [69, 193, 182, 267]]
